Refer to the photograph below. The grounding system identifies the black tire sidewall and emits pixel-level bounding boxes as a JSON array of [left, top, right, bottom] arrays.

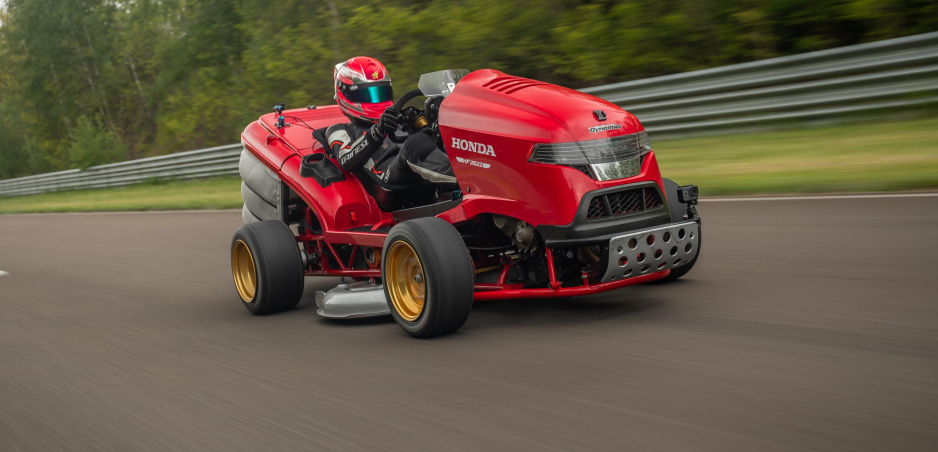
[[661, 224, 700, 282], [231, 221, 304, 314]]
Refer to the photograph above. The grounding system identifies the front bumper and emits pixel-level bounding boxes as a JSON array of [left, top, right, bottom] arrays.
[[472, 220, 700, 301], [601, 220, 700, 283], [538, 181, 672, 246]]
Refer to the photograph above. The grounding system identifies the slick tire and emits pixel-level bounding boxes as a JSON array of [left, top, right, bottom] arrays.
[[649, 178, 701, 284], [650, 226, 701, 284], [231, 220, 304, 315], [382, 218, 474, 338]]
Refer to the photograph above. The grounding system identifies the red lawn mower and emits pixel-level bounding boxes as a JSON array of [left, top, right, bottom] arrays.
[[231, 69, 700, 337]]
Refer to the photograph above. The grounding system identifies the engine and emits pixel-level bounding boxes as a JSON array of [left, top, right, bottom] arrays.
[[492, 214, 535, 250]]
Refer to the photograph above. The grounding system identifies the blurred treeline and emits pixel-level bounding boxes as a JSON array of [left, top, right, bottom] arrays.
[[1, 0, 936, 178]]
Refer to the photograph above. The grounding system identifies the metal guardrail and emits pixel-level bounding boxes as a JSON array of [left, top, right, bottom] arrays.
[[582, 31, 938, 134], [2, 32, 936, 197], [0, 144, 243, 196]]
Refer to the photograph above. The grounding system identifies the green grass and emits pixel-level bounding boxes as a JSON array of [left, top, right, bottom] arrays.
[[1, 116, 936, 214], [654, 116, 938, 195], [0, 177, 244, 214]]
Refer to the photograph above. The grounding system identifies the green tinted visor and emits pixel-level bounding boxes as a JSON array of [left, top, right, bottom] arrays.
[[344, 84, 393, 104]]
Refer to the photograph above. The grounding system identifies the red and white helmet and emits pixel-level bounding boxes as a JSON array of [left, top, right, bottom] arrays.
[[334, 56, 393, 123]]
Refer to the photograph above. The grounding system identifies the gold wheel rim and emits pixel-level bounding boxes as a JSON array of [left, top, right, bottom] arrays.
[[232, 239, 257, 303], [386, 241, 425, 322]]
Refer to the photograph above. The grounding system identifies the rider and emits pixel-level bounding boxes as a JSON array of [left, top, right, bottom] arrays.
[[325, 56, 455, 187]]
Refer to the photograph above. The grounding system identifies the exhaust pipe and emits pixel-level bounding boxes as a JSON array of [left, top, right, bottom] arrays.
[[314, 280, 391, 319]]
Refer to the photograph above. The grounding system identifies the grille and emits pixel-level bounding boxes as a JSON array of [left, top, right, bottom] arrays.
[[587, 198, 606, 220], [643, 188, 659, 210], [607, 190, 643, 215], [586, 186, 663, 221]]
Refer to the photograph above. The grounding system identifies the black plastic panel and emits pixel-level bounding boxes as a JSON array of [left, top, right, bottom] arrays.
[[538, 181, 671, 246], [300, 153, 345, 188]]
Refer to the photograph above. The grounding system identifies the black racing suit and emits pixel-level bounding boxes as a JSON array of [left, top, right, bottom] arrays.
[[325, 121, 456, 188]]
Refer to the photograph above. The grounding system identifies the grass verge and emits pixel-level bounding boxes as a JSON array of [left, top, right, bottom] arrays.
[[0, 116, 936, 214], [655, 116, 938, 195], [0, 177, 243, 214]]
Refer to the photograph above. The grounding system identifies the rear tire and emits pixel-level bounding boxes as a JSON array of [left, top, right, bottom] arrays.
[[231, 220, 304, 314], [649, 178, 701, 284], [382, 218, 474, 338]]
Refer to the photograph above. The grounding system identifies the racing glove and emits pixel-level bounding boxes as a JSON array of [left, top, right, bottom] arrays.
[[369, 107, 401, 142], [335, 107, 402, 171]]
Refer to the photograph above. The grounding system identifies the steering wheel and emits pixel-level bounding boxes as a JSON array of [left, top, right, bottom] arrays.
[[387, 89, 426, 144]]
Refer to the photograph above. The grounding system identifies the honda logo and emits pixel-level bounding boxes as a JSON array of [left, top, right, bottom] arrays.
[[593, 110, 607, 121]]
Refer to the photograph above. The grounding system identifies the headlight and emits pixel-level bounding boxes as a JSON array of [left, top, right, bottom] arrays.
[[530, 131, 652, 181]]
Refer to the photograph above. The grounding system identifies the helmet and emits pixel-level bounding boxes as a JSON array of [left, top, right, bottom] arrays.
[[334, 56, 393, 123]]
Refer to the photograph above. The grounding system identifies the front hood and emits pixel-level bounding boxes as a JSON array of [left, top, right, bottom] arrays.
[[439, 69, 643, 145]]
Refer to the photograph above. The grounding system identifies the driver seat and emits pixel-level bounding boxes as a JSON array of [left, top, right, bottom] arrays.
[[312, 127, 456, 212]]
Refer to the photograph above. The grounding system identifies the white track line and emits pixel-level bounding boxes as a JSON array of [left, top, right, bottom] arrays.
[[704, 192, 938, 202], [0, 271, 9, 277]]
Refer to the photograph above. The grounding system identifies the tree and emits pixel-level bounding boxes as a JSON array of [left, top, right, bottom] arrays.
[[1, 0, 936, 178], [69, 116, 127, 169]]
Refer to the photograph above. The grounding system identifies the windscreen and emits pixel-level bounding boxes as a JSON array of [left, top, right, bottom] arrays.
[[417, 69, 470, 97]]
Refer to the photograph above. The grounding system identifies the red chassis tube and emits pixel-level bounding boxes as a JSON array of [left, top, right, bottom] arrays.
[[472, 270, 668, 301], [303, 261, 667, 299], [298, 219, 670, 298]]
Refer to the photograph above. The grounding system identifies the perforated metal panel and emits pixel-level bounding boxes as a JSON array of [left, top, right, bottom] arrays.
[[602, 221, 699, 282]]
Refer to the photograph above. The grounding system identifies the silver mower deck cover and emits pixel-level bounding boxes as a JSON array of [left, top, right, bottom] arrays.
[[315, 280, 391, 319]]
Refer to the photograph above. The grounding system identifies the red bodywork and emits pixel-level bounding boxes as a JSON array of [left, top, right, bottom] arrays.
[[241, 69, 670, 300]]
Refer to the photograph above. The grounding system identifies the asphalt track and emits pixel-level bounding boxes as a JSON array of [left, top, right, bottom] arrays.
[[1, 196, 937, 451]]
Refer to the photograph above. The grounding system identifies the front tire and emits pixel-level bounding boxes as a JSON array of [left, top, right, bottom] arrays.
[[231, 220, 304, 314], [652, 225, 701, 283], [382, 218, 474, 338]]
